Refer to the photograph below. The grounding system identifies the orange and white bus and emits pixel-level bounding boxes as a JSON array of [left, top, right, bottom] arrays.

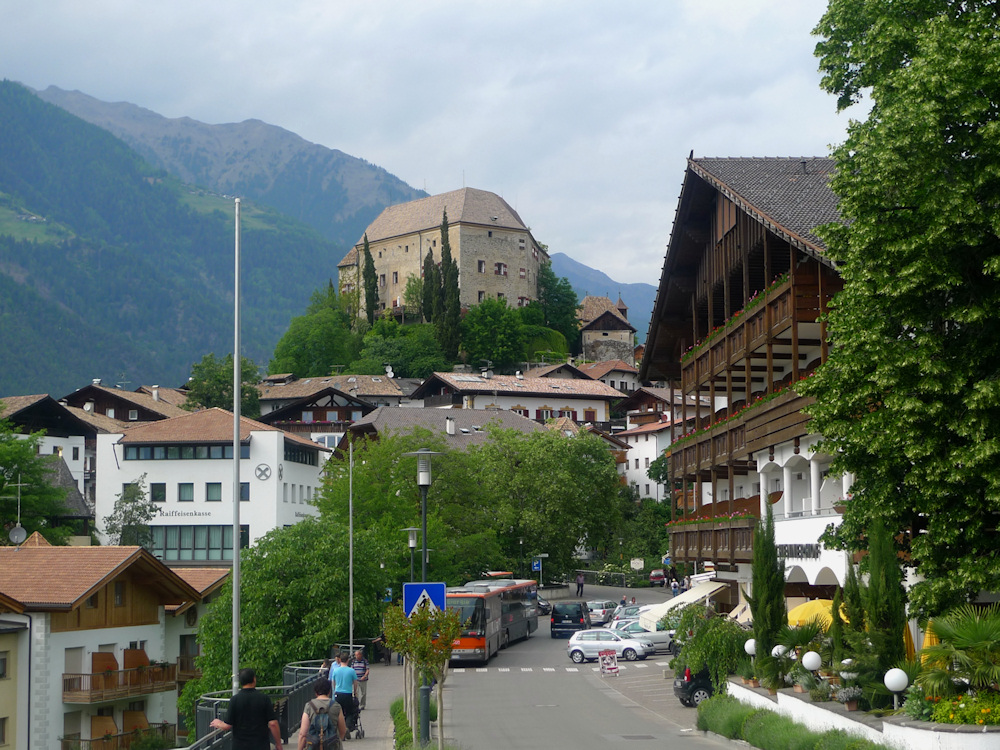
[[446, 579, 539, 663]]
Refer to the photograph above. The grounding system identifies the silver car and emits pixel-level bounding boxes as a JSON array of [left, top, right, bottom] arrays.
[[586, 599, 617, 624], [613, 619, 675, 654], [566, 628, 656, 663]]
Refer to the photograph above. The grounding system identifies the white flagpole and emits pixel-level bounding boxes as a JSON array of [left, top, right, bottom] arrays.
[[232, 197, 242, 694]]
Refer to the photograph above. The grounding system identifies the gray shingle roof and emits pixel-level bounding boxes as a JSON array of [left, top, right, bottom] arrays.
[[690, 157, 840, 252]]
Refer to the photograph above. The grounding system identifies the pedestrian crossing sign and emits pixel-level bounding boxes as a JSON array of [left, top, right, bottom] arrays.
[[403, 582, 446, 617]]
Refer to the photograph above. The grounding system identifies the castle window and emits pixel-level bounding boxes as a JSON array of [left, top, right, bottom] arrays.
[[478, 291, 485, 302], [519, 267, 526, 279], [478, 260, 486, 273], [392, 271, 398, 284]]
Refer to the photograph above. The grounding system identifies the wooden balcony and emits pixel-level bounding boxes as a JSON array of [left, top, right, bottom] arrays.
[[60, 723, 176, 750], [671, 418, 750, 478], [668, 515, 757, 566], [63, 665, 178, 703], [177, 654, 200, 681]]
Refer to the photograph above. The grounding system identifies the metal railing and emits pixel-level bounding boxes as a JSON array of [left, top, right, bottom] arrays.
[[63, 665, 178, 703], [59, 723, 175, 750]]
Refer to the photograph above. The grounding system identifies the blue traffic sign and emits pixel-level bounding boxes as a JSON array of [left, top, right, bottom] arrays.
[[403, 582, 446, 617], [531, 558, 541, 572]]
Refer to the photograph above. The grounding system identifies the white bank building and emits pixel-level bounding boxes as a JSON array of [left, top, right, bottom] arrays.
[[95, 408, 330, 561]]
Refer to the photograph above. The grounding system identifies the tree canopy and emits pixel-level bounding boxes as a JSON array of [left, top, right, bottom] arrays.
[[103, 474, 158, 547], [268, 281, 362, 377], [437, 211, 461, 361], [348, 317, 448, 379], [184, 353, 261, 418], [362, 235, 379, 327], [536, 261, 580, 350], [803, 1, 1000, 617], [460, 298, 525, 372]]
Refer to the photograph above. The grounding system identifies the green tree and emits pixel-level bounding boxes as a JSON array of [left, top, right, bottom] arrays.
[[362, 235, 379, 327], [745, 503, 784, 663], [177, 518, 389, 733], [348, 322, 448, 379], [421, 250, 438, 325], [103, 474, 158, 547], [437, 211, 461, 360], [460, 298, 525, 372], [0, 414, 71, 544], [184, 353, 261, 418], [269, 281, 362, 376], [806, 1, 1000, 618], [402, 273, 424, 323], [536, 261, 580, 349], [861, 521, 907, 673]]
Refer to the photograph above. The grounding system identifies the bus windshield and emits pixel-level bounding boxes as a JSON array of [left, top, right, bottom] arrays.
[[446, 596, 485, 631]]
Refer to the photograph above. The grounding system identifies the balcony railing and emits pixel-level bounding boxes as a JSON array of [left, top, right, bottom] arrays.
[[63, 664, 178, 703], [60, 723, 175, 750], [177, 654, 200, 680], [669, 515, 757, 565]]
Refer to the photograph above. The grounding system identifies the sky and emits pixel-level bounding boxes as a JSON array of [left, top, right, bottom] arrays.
[[1, 1, 859, 285]]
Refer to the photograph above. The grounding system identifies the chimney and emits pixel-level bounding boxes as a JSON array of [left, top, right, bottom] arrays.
[[445, 417, 456, 436], [152, 385, 159, 402], [92, 378, 102, 386]]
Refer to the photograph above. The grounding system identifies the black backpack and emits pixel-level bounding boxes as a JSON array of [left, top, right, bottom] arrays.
[[305, 697, 340, 749]]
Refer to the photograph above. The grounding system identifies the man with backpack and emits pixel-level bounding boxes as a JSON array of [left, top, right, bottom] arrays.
[[297, 677, 345, 749]]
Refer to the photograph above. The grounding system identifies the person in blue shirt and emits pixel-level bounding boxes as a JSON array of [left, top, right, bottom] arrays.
[[332, 653, 358, 729]]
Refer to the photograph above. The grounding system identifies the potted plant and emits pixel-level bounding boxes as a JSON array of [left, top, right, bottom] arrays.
[[836, 685, 863, 711], [809, 679, 834, 703], [737, 659, 755, 685]]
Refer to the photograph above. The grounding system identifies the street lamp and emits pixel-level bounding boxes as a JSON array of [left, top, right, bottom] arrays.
[[402, 449, 440, 583], [884, 668, 909, 710], [403, 527, 419, 582]]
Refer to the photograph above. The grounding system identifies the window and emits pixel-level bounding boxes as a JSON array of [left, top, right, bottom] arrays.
[[477, 260, 486, 273], [206, 482, 222, 502], [645, 484, 650, 495], [519, 267, 526, 279], [114, 581, 125, 607], [536, 408, 552, 420], [150, 524, 248, 561], [0, 717, 6, 744], [128, 409, 138, 421], [644, 457, 650, 468], [392, 271, 398, 284], [86, 593, 98, 609], [487, 230, 493, 238], [73, 446, 80, 461], [497, 292, 505, 300], [150, 483, 166, 503], [584, 409, 596, 422], [240, 482, 250, 502], [52, 446, 59, 455], [301, 410, 314, 423], [379, 274, 386, 288], [494, 262, 507, 276], [634, 459, 639, 470], [478, 291, 485, 302], [178, 483, 193, 502], [0, 650, 8, 679]]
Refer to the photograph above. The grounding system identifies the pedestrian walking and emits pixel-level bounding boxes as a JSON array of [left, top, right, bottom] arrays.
[[210, 667, 282, 749], [575, 571, 585, 597], [351, 649, 370, 710]]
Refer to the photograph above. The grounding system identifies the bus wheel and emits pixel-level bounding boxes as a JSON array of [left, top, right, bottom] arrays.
[[502, 630, 510, 649]]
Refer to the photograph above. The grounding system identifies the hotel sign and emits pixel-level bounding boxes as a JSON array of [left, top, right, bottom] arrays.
[[776, 543, 821, 560]]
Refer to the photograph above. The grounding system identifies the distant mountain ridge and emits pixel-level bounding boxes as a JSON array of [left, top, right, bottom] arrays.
[[549, 252, 655, 344], [32, 86, 427, 251]]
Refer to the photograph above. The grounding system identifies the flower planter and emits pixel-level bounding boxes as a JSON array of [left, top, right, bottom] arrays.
[[793, 684, 807, 693], [844, 700, 858, 711], [749, 679, 760, 688]]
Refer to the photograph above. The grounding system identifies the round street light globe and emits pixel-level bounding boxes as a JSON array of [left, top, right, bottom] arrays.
[[771, 644, 788, 658], [744, 638, 756, 656], [802, 651, 822, 671], [884, 668, 908, 693]]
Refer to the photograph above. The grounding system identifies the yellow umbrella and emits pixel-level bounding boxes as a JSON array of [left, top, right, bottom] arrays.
[[921, 620, 939, 665], [904, 622, 915, 660], [787, 599, 836, 630]]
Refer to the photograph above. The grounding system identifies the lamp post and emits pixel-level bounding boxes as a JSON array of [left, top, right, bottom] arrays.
[[884, 668, 909, 710], [402, 449, 440, 583], [403, 527, 419, 582]]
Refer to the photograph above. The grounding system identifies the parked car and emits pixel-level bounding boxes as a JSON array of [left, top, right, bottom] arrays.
[[673, 667, 713, 706], [550, 601, 591, 638], [613, 603, 652, 621], [649, 568, 666, 587], [536, 595, 552, 615], [586, 600, 617, 624], [614, 619, 675, 654], [566, 629, 656, 663]]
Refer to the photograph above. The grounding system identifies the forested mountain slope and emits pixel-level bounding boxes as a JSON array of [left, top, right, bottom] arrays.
[[0, 80, 334, 396]]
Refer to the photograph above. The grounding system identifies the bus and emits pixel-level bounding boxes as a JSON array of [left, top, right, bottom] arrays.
[[446, 579, 539, 663]]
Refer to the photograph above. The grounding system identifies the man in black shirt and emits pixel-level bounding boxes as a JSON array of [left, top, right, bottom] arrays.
[[210, 668, 282, 749]]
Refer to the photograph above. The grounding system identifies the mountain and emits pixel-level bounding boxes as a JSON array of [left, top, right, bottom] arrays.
[[32, 86, 427, 251], [549, 252, 656, 344], [0, 80, 337, 396]]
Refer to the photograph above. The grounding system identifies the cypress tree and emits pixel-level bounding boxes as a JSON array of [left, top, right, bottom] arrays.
[[438, 209, 461, 360], [746, 501, 785, 658], [829, 587, 845, 664], [421, 250, 436, 324], [362, 235, 378, 326], [863, 521, 906, 670]]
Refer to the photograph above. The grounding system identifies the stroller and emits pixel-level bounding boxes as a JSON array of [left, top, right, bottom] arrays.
[[344, 695, 364, 740]]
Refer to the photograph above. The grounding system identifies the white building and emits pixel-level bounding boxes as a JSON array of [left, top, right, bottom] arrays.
[[616, 418, 674, 501], [95, 408, 330, 560]]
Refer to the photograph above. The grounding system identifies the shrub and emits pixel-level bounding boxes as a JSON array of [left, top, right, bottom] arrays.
[[931, 691, 1000, 725], [814, 730, 891, 750], [742, 708, 820, 750], [695, 695, 758, 738]]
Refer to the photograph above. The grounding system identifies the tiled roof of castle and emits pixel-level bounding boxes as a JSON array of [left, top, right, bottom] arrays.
[[690, 157, 840, 252], [339, 187, 531, 265], [577, 296, 635, 331]]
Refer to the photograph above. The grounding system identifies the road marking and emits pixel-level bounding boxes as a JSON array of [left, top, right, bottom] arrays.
[[566, 667, 579, 672], [634, 663, 648, 669], [498, 667, 510, 672], [655, 661, 671, 666], [452, 668, 465, 673], [542, 667, 555, 672], [476, 668, 488, 673], [521, 667, 532, 672]]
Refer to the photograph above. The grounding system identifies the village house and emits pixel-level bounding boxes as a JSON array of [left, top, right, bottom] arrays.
[[578, 295, 636, 365], [337, 187, 547, 318]]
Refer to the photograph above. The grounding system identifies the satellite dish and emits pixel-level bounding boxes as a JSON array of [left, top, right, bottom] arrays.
[[9, 525, 27, 545], [385, 365, 394, 378]]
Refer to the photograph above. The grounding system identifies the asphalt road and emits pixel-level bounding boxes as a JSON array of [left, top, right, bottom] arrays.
[[441, 584, 731, 750]]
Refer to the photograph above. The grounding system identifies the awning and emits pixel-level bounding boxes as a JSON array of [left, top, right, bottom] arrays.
[[638, 581, 729, 630]]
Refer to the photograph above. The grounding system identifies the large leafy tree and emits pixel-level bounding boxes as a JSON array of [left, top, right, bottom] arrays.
[[402, 273, 424, 323], [361, 235, 379, 327], [437, 210, 462, 360], [184, 353, 261, 418], [103, 474, 158, 547], [536, 261, 580, 350], [348, 318, 448, 378], [0, 414, 72, 544], [802, 1, 1000, 618], [460, 298, 525, 372], [469, 427, 622, 579], [269, 281, 362, 376]]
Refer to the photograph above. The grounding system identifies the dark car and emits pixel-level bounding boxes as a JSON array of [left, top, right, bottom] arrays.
[[673, 667, 713, 707], [550, 601, 591, 638], [536, 595, 552, 615]]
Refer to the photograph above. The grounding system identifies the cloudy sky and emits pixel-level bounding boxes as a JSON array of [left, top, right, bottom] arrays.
[[2, 1, 858, 285]]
